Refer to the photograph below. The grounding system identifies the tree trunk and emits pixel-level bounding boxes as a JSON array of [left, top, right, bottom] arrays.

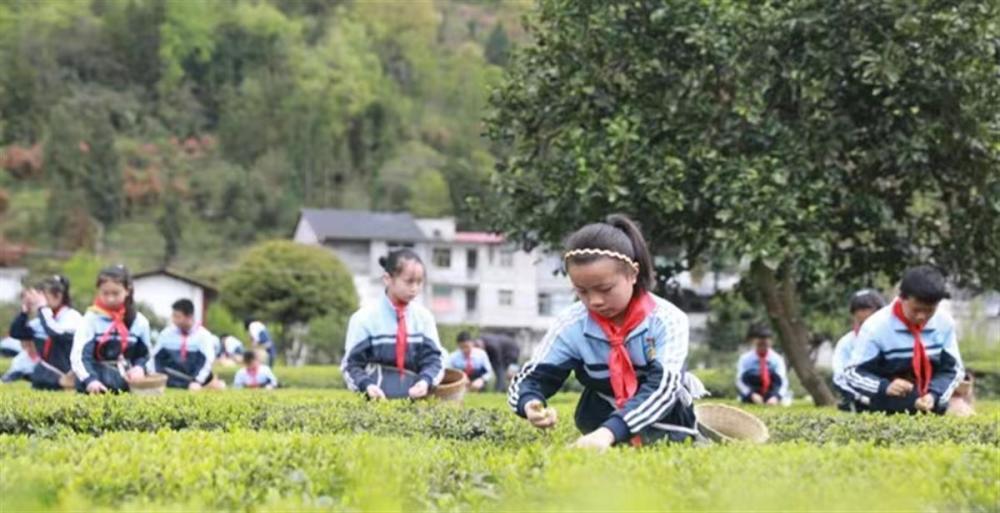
[[284, 322, 309, 367], [750, 260, 836, 406], [92, 219, 105, 255]]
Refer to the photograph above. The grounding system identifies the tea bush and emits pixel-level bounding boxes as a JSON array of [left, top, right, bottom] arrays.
[[1, 384, 997, 512], [0, 431, 996, 512], [0, 388, 996, 446], [3, 358, 998, 397]]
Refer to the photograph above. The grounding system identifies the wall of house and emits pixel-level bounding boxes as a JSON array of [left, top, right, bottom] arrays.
[[476, 245, 545, 330], [534, 254, 575, 320], [133, 275, 206, 324], [423, 244, 479, 325], [290, 214, 578, 335], [0, 268, 28, 303], [292, 219, 320, 245], [415, 218, 456, 241]]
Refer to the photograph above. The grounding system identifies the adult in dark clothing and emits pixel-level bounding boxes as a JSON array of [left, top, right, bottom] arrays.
[[478, 332, 520, 392]]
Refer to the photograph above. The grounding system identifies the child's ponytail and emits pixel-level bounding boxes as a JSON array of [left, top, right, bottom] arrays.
[[380, 248, 423, 277], [124, 288, 137, 327], [39, 274, 73, 308], [605, 214, 654, 291]]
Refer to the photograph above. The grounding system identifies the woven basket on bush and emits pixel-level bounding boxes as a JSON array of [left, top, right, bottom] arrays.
[[58, 372, 76, 391], [129, 373, 167, 396], [432, 368, 468, 403], [947, 373, 976, 417], [695, 403, 769, 444]]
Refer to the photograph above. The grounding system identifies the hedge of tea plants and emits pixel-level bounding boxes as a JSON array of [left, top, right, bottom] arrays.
[[1, 382, 997, 511], [0, 388, 997, 446]]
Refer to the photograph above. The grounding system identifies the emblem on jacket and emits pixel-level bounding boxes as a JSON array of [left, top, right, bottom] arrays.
[[643, 337, 656, 361]]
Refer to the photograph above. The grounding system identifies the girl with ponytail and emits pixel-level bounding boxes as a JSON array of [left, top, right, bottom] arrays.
[[341, 249, 446, 400], [8, 274, 82, 390], [70, 265, 153, 394], [508, 214, 705, 450]]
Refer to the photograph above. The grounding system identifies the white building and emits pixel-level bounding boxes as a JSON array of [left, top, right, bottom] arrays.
[[292, 209, 575, 335], [0, 267, 28, 303], [133, 269, 218, 324]]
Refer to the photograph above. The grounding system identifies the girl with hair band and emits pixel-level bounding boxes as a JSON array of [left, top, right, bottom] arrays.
[[8, 275, 82, 390], [508, 214, 706, 450], [70, 265, 154, 394], [341, 248, 446, 400]]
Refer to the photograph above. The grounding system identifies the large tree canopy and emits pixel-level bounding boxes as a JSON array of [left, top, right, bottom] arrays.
[[221, 240, 358, 364], [487, 0, 1000, 404]]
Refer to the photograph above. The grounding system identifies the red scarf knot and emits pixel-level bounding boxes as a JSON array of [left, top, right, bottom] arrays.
[[756, 349, 771, 396], [464, 353, 474, 377], [247, 366, 259, 388], [892, 300, 932, 397], [590, 292, 655, 409], [179, 324, 198, 362], [392, 299, 409, 375], [93, 301, 130, 360], [590, 292, 656, 447]]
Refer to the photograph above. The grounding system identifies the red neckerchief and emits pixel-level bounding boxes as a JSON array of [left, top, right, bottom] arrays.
[[892, 300, 932, 396], [41, 305, 64, 361], [464, 353, 474, 377], [757, 349, 771, 395], [589, 292, 655, 447], [247, 366, 259, 388], [91, 301, 130, 360], [179, 324, 199, 362], [392, 299, 408, 376]]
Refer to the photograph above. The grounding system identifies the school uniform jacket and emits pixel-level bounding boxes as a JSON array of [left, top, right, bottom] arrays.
[[735, 348, 790, 401], [341, 294, 446, 392], [248, 321, 276, 363], [1, 350, 37, 383], [233, 365, 278, 388], [844, 302, 963, 413], [216, 335, 245, 358], [149, 324, 217, 387], [508, 294, 693, 444], [71, 310, 152, 392], [832, 330, 864, 402], [447, 347, 495, 382], [9, 306, 82, 389]]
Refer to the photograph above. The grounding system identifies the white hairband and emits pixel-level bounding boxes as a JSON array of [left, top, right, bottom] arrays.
[[563, 248, 639, 271]]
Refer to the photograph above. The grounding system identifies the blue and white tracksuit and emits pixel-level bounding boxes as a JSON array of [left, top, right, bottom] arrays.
[[215, 335, 245, 358], [735, 348, 790, 403], [9, 306, 82, 390], [1, 350, 37, 383], [448, 347, 495, 382], [508, 295, 705, 445], [844, 302, 964, 414], [341, 293, 446, 393], [233, 365, 278, 388], [71, 310, 152, 393], [832, 330, 868, 410], [149, 324, 217, 388]]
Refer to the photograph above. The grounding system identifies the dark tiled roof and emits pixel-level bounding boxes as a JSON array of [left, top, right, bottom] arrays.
[[299, 209, 426, 242]]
